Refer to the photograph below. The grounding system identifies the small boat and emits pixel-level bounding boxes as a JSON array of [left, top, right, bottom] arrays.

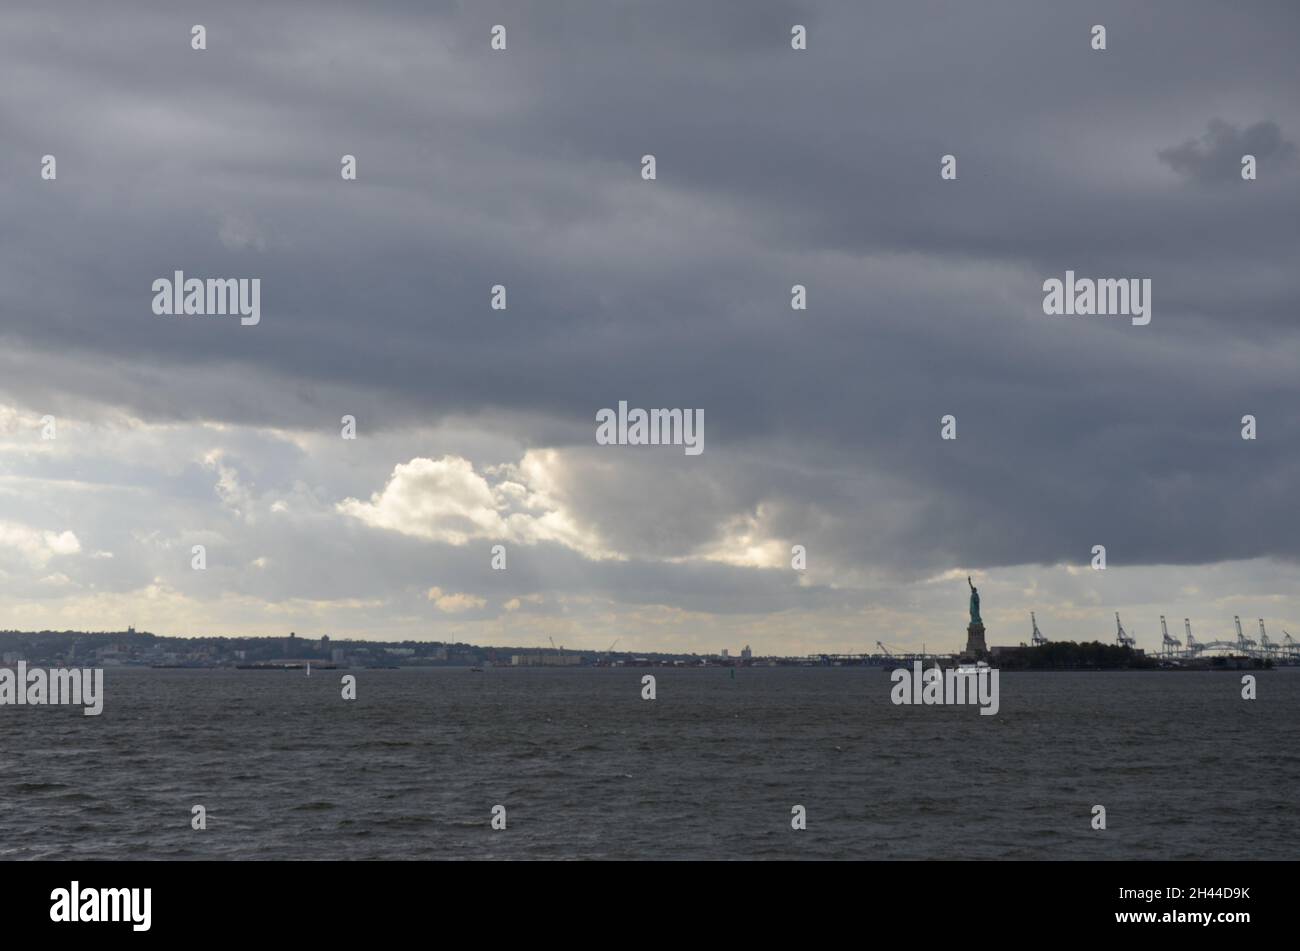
[[955, 660, 992, 674], [470, 666, 484, 673]]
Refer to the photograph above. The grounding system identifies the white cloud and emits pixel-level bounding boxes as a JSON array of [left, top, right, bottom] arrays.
[[44, 530, 82, 556], [691, 509, 789, 569], [426, 586, 487, 613], [0, 522, 81, 566], [340, 457, 507, 545], [338, 452, 615, 558], [204, 451, 255, 522]]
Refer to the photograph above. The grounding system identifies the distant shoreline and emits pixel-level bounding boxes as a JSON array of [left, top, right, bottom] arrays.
[[0, 630, 1289, 672]]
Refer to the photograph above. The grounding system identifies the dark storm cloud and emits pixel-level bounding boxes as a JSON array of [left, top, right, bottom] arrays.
[[1158, 119, 1297, 184], [1, 0, 1298, 589]]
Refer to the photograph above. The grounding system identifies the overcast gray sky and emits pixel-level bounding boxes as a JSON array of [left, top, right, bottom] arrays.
[[1, 1, 1298, 656]]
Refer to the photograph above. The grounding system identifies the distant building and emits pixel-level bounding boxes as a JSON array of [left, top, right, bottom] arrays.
[[511, 652, 582, 667], [741, 645, 752, 661], [720, 648, 729, 658]]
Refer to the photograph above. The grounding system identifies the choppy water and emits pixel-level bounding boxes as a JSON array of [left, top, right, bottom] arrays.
[[1, 667, 1295, 860]]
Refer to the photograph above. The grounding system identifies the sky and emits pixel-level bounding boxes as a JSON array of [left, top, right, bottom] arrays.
[[1, 1, 1298, 657]]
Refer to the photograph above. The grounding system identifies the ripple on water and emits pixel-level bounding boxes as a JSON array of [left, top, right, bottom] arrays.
[[2, 667, 1295, 859]]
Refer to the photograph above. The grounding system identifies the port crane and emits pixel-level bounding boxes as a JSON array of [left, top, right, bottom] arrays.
[[1257, 620, 1275, 655], [1160, 615, 1181, 657], [1144, 615, 1300, 663], [873, 640, 932, 666], [876, 640, 930, 659], [1173, 616, 1292, 659], [1030, 612, 1049, 646], [1115, 612, 1136, 648], [1233, 616, 1256, 652]]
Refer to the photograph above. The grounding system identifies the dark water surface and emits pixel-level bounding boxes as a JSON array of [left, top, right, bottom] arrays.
[[1, 667, 1295, 859]]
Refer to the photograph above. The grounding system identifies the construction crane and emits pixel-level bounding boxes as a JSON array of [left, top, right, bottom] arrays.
[[548, 636, 564, 660], [876, 640, 899, 658], [606, 638, 620, 653], [1115, 612, 1136, 648], [1284, 631, 1297, 658], [1160, 615, 1181, 656], [1030, 612, 1049, 646], [1183, 619, 1204, 655]]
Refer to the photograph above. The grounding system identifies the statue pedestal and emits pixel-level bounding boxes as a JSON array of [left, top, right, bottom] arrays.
[[963, 622, 988, 661]]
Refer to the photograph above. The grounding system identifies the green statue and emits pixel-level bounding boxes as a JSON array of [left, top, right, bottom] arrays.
[[967, 576, 981, 624]]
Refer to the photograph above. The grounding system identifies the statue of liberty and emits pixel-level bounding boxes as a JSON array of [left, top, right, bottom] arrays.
[[967, 576, 981, 624]]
